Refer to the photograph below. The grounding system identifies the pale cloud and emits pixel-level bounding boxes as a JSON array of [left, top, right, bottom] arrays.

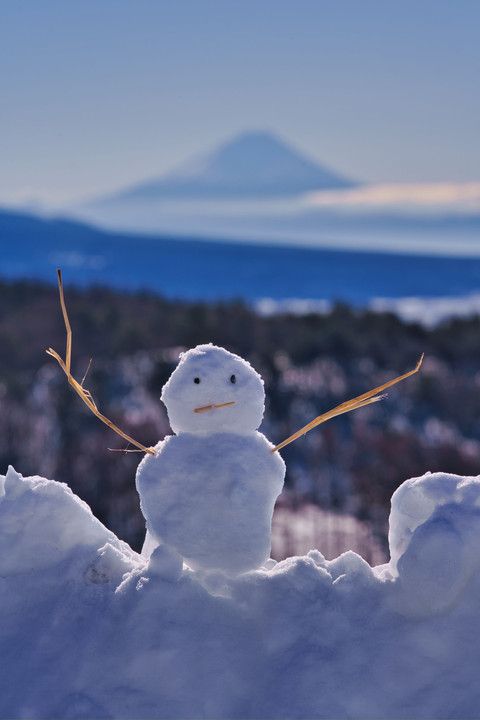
[[305, 182, 480, 213]]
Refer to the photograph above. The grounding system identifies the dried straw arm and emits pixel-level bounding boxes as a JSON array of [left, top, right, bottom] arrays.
[[46, 269, 155, 455], [272, 353, 424, 453]]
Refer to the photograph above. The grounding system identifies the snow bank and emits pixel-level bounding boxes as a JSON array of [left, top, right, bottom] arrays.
[[1, 467, 480, 719]]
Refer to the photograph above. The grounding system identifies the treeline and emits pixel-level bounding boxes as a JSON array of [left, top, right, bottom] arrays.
[[1, 278, 480, 554], [4, 277, 480, 376]]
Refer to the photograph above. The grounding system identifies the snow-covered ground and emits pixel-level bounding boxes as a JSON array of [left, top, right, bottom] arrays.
[[2, 466, 480, 720]]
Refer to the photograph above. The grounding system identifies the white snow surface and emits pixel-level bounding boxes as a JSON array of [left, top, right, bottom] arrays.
[[2, 466, 480, 719]]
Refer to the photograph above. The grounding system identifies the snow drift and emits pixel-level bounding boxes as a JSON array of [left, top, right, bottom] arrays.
[[1, 466, 480, 719]]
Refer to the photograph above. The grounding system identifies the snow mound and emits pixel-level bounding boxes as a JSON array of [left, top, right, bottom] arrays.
[[2, 467, 480, 719], [0, 466, 140, 578], [389, 471, 480, 616]]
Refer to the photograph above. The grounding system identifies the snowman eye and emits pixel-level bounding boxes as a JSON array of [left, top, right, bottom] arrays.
[[230, 374, 236, 384], [193, 377, 200, 384]]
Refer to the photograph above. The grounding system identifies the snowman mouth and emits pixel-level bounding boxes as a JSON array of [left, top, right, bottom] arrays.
[[194, 401, 236, 413]]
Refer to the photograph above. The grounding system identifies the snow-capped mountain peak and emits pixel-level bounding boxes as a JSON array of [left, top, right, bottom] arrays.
[[103, 130, 357, 203]]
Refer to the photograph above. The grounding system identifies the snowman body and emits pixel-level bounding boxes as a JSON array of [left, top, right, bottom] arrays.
[[135, 344, 286, 575], [137, 431, 284, 574]]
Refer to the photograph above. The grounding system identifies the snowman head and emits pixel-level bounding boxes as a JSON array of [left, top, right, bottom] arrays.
[[161, 344, 265, 435]]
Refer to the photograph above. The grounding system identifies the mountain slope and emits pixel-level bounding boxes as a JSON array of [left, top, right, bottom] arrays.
[[99, 130, 357, 203]]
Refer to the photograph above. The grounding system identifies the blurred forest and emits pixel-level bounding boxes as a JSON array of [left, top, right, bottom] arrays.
[[2, 278, 480, 564]]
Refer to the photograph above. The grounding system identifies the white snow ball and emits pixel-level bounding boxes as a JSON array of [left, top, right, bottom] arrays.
[[161, 344, 265, 435], [136, 431, 285, 575]]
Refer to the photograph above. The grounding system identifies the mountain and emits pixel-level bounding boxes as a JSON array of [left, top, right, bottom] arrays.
[[96, 131, 357, 204], [3, 207, 480, 310], [72, 131, 479, 245]]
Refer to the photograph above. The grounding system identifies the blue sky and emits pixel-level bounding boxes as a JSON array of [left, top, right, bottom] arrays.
[[1, 0, 479, 205]]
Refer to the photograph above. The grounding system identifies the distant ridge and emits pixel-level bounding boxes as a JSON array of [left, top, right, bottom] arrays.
[[98, 130, 357, 203], [3, 207, 480, 315]]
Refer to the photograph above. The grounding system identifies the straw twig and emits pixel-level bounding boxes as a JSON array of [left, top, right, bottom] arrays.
[[194, 401, 236, 413], [46, 269, 156, 456], [272, 354, 424, 453]]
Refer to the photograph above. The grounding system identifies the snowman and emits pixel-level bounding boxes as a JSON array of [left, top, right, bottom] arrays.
[[135, 344, 286, 576], [48, 272, 422, 576]]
